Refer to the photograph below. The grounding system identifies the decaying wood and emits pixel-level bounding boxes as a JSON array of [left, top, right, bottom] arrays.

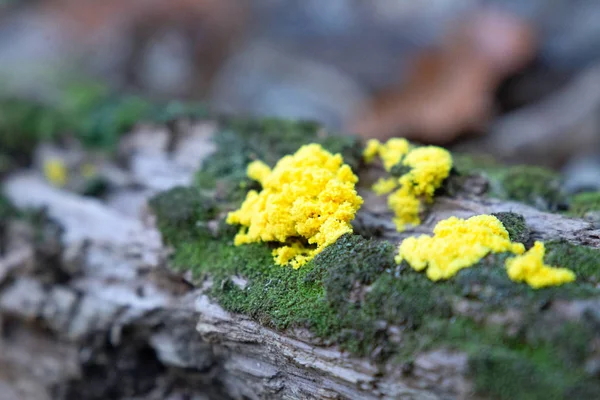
[[1, 123, 598, 399]]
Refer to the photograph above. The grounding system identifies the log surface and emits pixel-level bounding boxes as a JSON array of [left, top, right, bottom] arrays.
[[1, 123, 598, 400]]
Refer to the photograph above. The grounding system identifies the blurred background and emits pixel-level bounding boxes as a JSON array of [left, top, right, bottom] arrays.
[[0, 0, 599, 191]]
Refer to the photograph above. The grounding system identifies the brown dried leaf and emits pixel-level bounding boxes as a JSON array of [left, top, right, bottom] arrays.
[[350, 8, 536, 144]]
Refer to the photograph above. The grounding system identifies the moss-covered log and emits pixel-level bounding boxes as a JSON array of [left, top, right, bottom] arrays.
[[1, 115, 600, 400]]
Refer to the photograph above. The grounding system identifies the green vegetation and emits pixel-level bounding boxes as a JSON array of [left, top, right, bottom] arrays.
[[567, 191, 600, 217], [451, 154, 600, 218], [149, 186, 216, 242], [499, 166, 567, 212], [0, 83, 209, 176], [453, 154, 568, 212], [0, 194, 14, 222], [3, 81, 598, 399], [0, 195, 15, 252], [492, 212, 531, 245], [149, 124, 600, 399], [195, 117, 361, 203], [546, 240, 600, 283]]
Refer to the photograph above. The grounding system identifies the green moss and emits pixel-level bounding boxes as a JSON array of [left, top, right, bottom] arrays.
[[0, 99, 65, 169], [0, 85, 210, 175], [148, 186, 216, 243], [0, 195, 15, 252], [545, 240, 600, 283], [467, 317, 600, 400], [469, 346, 570, 400], [527, 321, 595, 369], [150, 118, 600, 397], [72, 95, 153, 149], [220, 117, 360, 167], [389, 163, 412, 178], [0, 195, 15, 221], [169, 234, 341, 336], [568, 191, 600, 217], [308, 235, 395, 310], [453, 154, 570, 212], [155, 194, 600, 395], [493, 212, 531, 245], [199, 117, 361, 185], [453, 251, 599, 308], [498, 166, 567, 212], [453, 153, 504, 176], [453, 253, 524, 305]]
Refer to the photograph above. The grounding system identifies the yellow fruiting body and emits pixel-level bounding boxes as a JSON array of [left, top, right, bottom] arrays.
[[396, 214, 576, 288], [246, 160, 271, 184], [506, 241, 576, 288], [400, 147, 453, 200], [363, 139, 381, 163], [227, 144, 363, 269], [396, 215, 524, 281], [363, 139, 452, 231], [372, 177, 398, 195], [43, 158, 68, 187], [388, 187, 422, 228], [379, 138, 411, 171]]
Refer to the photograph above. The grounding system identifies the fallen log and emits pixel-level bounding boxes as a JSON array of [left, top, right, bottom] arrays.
[[1, 119, 599, 400]]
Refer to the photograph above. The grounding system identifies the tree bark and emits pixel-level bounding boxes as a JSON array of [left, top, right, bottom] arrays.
[[1, 122, 598, 400]]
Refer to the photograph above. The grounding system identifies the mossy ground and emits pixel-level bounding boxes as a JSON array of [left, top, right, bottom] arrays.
[[0, 194, 15, 252], [194, 117, 361, 204], [567, 191, 600, 217], [0, 83, 209, 177], [150, 122, 600, 400], [4, 87, 598, 398], [453, 154, 569, 212], [454, 153, 600, 222]]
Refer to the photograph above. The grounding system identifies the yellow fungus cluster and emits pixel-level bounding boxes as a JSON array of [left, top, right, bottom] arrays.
[[363, 139, 452, 231], [396, 215, 524, 281], [43, 158, 68, 187], [396, 214, 576, 288], [506, 241, 576, 288], [227, 144, 363, 268]]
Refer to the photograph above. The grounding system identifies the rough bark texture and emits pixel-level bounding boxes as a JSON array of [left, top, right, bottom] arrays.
[[1, 121, 599, 400]]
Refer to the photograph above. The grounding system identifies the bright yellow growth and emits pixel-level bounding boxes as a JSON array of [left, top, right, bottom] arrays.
[[396, 215, 524, 281], [506, 241, 576, 288], [363, 139, 452, 231], [227, 144, 363, 269], [43, 158, 68, 187], [363, 139, 381, 163], [396, 214, 576, 288], [372, 177, 397, 195]]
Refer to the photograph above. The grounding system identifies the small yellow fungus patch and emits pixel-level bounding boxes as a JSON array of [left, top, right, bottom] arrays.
[[379, 138, 411, 171], [227, 144, 363, 269], [396, 215, 524, 281], [363, 139, 452, 231], [363, 139, 381, 163], [43, 158, 68, 187], [397, 214, 576, 288], [506, 241, 576, 288], [372, 177, 398, 195], [388, 187, 421, 228], [400, 147, 453, 200], [246, 160, 271, 184]]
